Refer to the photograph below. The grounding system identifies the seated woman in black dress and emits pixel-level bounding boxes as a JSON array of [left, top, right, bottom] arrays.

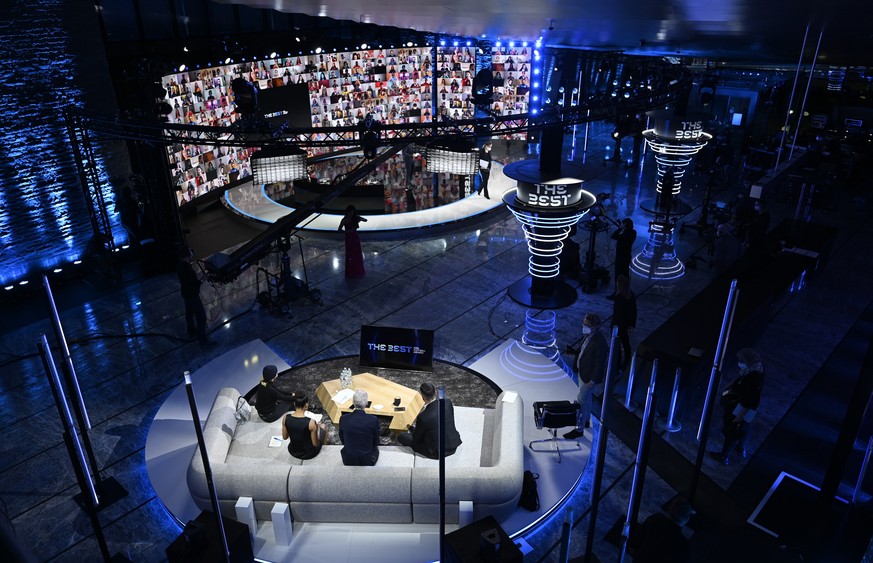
[[281, 391, 328, 460], [254, 365, 294, 422]]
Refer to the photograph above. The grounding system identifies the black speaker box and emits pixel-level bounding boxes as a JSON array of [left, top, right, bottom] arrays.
[[166, 510, 253, 563], [443, 515, 523, 563]]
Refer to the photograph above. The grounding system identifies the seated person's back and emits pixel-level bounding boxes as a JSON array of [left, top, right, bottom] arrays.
[[397, 382, 462, 459], [254, 365, 294, 422], [339, 389, 381, 466], [282, 391, 328, 460]]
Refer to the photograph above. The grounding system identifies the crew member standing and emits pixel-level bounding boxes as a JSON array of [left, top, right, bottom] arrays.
[[176, 246, 210, 345], [716, 348, 765, 465], [477, 141, 493, 199], [563, 313, 609, 438], [610, 218, 637, 295]]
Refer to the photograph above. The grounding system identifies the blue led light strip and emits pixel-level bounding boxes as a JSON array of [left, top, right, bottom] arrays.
[[643, 130, 711, 195], [508, 208, 589, 279]]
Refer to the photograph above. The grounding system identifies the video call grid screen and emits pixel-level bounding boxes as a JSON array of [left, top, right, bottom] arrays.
[[161, 44, 531, 206]]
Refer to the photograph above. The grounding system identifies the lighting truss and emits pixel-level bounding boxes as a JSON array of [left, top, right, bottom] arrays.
[[66, 66, 692, 151]]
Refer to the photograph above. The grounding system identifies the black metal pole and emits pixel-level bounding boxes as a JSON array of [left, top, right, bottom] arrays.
[[438, 385, 446, 562], [184, 371, 230, 563], [619, 360, 658, 562], [788, 26, 824, 162], [690, 279, 740, 503], [559, 509, 574, 562], [773, 23, 810, 171], [584, 326, 620, 563], [809, 340, 873, 554], [38, 336, 114, 563], [42, 274, 106, 498]]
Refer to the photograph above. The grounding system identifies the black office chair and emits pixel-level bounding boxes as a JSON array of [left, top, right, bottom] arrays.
[[529, 401, 583, 463]]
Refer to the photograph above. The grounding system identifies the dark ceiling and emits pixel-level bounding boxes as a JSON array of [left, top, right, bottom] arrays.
[[215, 0, 871, 66]]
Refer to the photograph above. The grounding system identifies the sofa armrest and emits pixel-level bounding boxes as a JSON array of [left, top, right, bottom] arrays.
[[187, 387, 242, 502]]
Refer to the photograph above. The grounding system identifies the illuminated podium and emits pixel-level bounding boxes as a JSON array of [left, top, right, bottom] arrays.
[[502, 159, 598, 308]]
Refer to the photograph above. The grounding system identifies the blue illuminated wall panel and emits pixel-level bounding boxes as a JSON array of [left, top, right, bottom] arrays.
[[0, 0, 130, 286]]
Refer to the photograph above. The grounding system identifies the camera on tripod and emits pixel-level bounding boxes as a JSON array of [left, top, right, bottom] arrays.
[[587, 192, 621, 227], [256, 235, 323, 315]]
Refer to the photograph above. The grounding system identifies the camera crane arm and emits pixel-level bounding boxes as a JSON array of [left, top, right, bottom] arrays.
[[204, 140, 414, 284]]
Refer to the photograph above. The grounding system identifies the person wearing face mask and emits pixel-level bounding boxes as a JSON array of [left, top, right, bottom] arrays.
[[563, 313, 609, 439], [609, 218, 637, 296], [714, 348, 765, 465], [744, 198, 770, 254], [712, 222, 742, 278]]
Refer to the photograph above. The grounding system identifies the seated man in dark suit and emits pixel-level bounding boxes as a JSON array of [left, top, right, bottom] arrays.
[[397, 382, 462, 458], [339, 389, 381, 466]]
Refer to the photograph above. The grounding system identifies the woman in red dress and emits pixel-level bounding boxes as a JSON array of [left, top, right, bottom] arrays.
[[338, 205, 367, 278]]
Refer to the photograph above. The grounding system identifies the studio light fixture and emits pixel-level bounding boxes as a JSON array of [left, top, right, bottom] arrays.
[[250, 146, 308, 184], [425, 140, 478, 175]]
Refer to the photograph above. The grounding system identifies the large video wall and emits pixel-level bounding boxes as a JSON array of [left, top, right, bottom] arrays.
[[435, 45, 475, 121], [492, 44, 531, 140], [310, 47, 433, 127], [161, 42, 532, 207]]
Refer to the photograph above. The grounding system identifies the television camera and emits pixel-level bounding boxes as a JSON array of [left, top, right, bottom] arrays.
[[578, 192, 620, 293], [255, 235, 323, 316]]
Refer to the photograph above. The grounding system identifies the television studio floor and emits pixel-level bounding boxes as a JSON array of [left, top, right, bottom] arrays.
[[2, 122, 873, 562]]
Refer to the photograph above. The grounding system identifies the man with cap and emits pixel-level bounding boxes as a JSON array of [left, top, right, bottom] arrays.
[[254, 365, 295, 422], [563, 313, 609, 439], [339, 389, 381, 466], [397, 382, 462, 459]]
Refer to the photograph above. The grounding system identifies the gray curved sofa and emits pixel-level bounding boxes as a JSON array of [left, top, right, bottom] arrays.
[[187, 387, 524, 525]]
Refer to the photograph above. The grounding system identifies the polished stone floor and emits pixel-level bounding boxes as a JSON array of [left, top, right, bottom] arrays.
[[2, 122, 873, 562]]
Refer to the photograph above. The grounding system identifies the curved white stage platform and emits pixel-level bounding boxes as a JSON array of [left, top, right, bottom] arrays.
[[145, 339, 590, 563], [222, 163, 511, 232]]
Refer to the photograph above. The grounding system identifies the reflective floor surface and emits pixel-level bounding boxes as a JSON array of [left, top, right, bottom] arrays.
[[2, 122, 873, 562]]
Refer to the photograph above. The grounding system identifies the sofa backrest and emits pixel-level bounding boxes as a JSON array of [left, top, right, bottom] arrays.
[[187, 388, 240, 505], [200, 387, 241, 465]]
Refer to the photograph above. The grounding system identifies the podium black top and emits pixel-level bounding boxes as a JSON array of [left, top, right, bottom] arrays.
[[502, 159, 602, 185]]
